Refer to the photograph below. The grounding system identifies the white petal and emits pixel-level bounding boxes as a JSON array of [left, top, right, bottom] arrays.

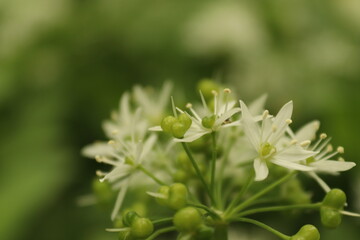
[[174, 130, 210, 142], [149, 126, 162, 131], [120, 92, 131, 124], [139, 134, 157, 162], [295, 120, 320, 142], [268, 101, 293, 144], [215, 107, 241, 127], [249, 94, 267, 116], [240, 100, 261, 149], [311, 160, 356, 173], [111, 179, 130, 220], [275, 145, 317, 161], [272, 159, 314, 171], [254, 158, 269, 181], [101, 165, 132, 183], [82, 142, 113, 158]]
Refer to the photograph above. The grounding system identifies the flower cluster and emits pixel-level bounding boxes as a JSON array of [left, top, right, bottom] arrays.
[[83, 80, 358, 240]]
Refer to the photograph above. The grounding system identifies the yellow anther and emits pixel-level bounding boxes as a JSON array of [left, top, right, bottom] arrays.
[[320, 133, 327, 139], [300, 140, 311, 147], [337, 146, 344, 154], [223, 88, 231, 94], [286, 119, 292, 124], [290, 139, 298, 145], [262, 110, 269, 120], [326, 144, 333, 152], [186, 103, 192, 109]]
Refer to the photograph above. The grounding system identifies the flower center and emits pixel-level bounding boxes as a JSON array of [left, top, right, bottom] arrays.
[[260, 142, 276, 160]]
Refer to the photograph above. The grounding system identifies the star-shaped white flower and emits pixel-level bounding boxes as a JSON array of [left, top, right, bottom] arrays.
[[288, 123, 356, 192], [174, 89, 241, 142], [240, 100, 317, 181]]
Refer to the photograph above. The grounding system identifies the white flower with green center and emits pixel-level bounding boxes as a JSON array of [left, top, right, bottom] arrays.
[[288, 124, 356, 192], [240, 100, 317, 181], [173, 89, 241, 142], [83, 133, 157, 220], [133, 81, 173, 125]]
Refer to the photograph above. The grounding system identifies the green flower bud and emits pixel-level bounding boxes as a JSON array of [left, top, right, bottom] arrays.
[[118, 231, 133, 240], [122, 211, 140, 227], [201, 115, 216, 129], [178, 113, 192, 130], [161, 116, 177, 134], [172, 121, 187, 138], [92, 178, 114, 204], [173, 207, 202, 232], [168, 183, 188, 210], [173, 169, 189, 183], [156, 185, 170, 206], [322, 188, 346, 210], [193, 225, 214, 240], [320, 206, 342, 229], [290, 224, 320, 240], [198, 79, 220, 100], [130, 217, 154, 238]]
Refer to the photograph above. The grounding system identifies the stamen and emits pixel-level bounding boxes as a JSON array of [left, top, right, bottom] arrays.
[[95, 155, 102, 162], [262, 110, 269, 120], [211, 90, 218, 96], [337, 146, 344, 154], [286, 119, 292, 124], [313, 121, 320, 130], [300, 140, 311, 147], [338, 157, 345, 162], [108, 140, 116, 145], [272, 125, 277, 132], [96, 170, 106, 177], [111, 130, 118, 135], [320, 133, 327, 139], [186, 103, 192, 109], [290, 139, 298, 145], [223, 88, 231, 94], [326, 144, 333, 152]]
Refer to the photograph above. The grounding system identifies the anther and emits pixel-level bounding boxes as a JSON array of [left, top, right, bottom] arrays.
[[96, 170, 105, 177], [337, 146, 344, 154], [223, 88, 231, 94], [262, 110, 269, 120], [300, 140, 311, 147], [186, 103, 192, 109], [272, 125, 277, 132], [314, 122, 320, 130], [320, 133, 327, 139], [290, 139, 298, 145], [95, 155, 102, 162], [326, 144, 333, 152], [338, 157, 345, 162], [111, 130, 118, 135], [286, 119, 292, 124], [108, 140, 116, 145], [211, 90, 218, 96]]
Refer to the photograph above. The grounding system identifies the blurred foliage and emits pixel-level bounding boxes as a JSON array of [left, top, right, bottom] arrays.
[[0, 0, 359, 239]]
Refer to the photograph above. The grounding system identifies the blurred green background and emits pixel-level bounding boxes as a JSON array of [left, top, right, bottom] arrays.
[[0, 0, 359, 239]]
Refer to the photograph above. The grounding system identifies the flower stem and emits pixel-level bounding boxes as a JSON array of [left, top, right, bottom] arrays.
[[181, 142, 214, 204], [145, 226, 177, 240], [210, 132, 218, 207], [228, 171, 296, 217], [234, 202, 322, 218], [187, 202, 221, 220], [138, 165, 167, 185], [152, 217, 173, 225], [234, 218, 290, 240]]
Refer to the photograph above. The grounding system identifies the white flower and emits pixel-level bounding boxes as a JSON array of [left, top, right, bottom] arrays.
[[102, 93, 148, 141], [85, 134, 157, 220], [133, 81, 173, 125], [174, 89, 241, 142], [240, 100, 317, 181], [288, 124, 356, 192]]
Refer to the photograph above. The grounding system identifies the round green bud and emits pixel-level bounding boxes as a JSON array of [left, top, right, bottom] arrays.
[[290, 224, 320, 240], [131, 217, 154, 238], [92, 178, 114, 204], [201, 115, 216, 129], [171, 121, 187, 138], [173, 169, 189, 183], [320, 206, 342, 229], [168, 183, 188, 210], [322, 188, 346, 210], [173, 207, 202, 232], [161, 116, 177, 134], [193, 225, 214, 240], [122, 211, 140, 227], [156, 185, 170, 206], [198, 79, 220, 100], [178, 113, 192, 130]]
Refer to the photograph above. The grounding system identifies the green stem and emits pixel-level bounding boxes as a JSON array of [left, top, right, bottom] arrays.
[[138, 165, 167, 185], [234, 218, 290, 240], [210, 132, 217, 207], [188, 203, 221, 220], [225, 170, 254, 215], [145, 226, 177, 240], [235, 202, 322, 218], [152, 217, 173, 225], [181, 142, 214, 204], [228, 171, 296, 217]]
